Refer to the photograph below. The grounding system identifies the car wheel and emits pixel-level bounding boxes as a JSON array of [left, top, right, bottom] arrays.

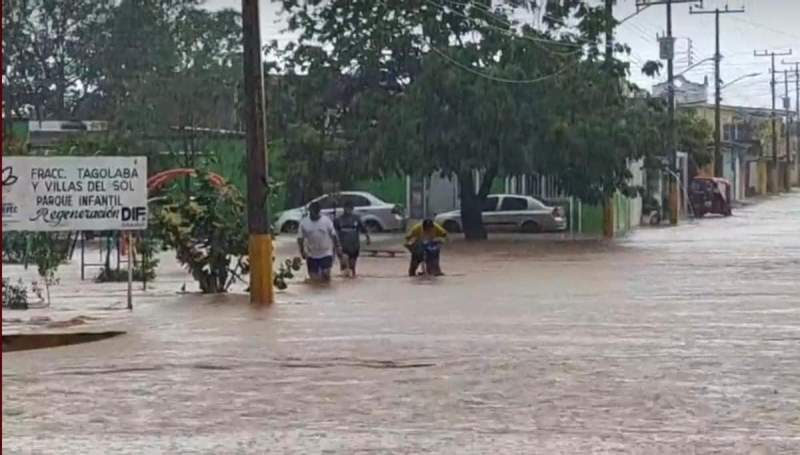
[[521, 220, 541, 234], [442, 220, 461, 233], [364, 219, 383, 233], [281, 221, 299, 234]]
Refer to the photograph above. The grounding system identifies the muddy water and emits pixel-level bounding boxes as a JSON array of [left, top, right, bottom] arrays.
[[3, 194, 799, 454]]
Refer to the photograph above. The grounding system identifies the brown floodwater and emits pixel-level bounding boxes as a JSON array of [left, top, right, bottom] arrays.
[[3, 193, 799, 454]]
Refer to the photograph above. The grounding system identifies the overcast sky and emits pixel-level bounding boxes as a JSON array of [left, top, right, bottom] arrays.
[[205, 0, 800, 109]]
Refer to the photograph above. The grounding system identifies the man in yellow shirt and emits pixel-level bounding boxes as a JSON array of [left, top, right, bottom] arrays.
[[404, 219, 447, 276]]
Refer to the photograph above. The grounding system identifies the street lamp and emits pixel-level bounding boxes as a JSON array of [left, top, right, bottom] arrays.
[[721, 72, 761, 89], [707, 71, 762, 178], [676, 57, 715, 78]]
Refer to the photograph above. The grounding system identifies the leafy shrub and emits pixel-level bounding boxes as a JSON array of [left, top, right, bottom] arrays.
[[95, 267, 156, 283], [2, 233, 71, 305], [152, 171, 249, 293], [2, 279, 29, 310], [273, 257, 303, 290], [2, 232, 29, 264], [94, 234, 160, 283], [28, 233, 72, 305]]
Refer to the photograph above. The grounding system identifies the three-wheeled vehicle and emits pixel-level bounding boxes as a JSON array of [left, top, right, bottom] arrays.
[[690, 176, 732, 217]]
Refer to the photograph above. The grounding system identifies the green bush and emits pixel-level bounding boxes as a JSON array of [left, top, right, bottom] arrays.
[[2, 232, 29, 264], [95, 267, 156, 283], [152, 171, 249, 293], [2, 233, 72, 305], [2, 278, 29, 310]]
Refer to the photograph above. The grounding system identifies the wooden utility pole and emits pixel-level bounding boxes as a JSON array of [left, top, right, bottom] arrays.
[[241, 0, 274, 304], [689, 4, 744, 178], [638, 0, 703, 225], [755, 49, 792, 192]]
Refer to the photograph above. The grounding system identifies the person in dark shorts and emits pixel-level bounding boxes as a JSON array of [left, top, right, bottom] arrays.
[[334, 201, 371, 277], [297, 201, 341, 282]]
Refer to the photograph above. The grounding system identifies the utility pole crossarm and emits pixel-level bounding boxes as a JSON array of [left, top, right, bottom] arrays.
[[755, 50, 793, 58], [689, 5, 745, 15], [636, 0, 703, 7]]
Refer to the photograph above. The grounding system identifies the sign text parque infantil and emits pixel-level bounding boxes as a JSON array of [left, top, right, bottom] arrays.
[[2, 157, 148, 232]]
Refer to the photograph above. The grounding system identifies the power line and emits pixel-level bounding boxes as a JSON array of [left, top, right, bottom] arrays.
[[417, 0, 587, 66], [432, 0, 587, 49], [731, 15, 800, 42], [428, 45, 576, 84]]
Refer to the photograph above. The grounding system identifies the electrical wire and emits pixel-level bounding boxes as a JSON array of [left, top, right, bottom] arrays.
[[729, 15, 800, 43], [428, 0, 586, 50], [429, 45, 577, 84]]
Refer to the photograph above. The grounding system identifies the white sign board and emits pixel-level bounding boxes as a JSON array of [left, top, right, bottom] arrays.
[[2, 156, 148, 232]]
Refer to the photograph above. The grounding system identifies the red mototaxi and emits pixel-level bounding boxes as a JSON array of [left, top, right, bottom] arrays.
[[690, 176, 733, 217]]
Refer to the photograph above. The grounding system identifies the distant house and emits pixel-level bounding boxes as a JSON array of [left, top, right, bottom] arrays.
[[684, 103, 798, 197], [11, 119, 109, 148], [652, 75, 709, 105]]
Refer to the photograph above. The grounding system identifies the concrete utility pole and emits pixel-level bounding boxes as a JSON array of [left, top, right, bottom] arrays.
[[755, 49, 792, 192], [783, 69, 791, 191], [241, 0, 274, 304], [689, 4, 744, 178], [603, 0, 615, 238], [784, 60, 800, 188], [638, 0, 703, 225]]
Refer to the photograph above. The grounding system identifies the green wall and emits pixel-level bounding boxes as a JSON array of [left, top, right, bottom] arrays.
[[577, 194, 636, 237], [579, 203, 605, 235], [354, 176, 406, 206]]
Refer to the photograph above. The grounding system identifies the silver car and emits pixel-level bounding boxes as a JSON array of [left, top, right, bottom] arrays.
[[435, 194, 567, 233], [274, 191, 406, 233]]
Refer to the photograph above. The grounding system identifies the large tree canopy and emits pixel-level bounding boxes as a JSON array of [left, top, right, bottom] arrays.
[[3, 0, 713, 239], [2, 0, 114, 120], [277, 0, 683, 239]]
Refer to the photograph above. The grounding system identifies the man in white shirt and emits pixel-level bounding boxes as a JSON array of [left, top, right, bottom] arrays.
[[297, 201, 341, 282]]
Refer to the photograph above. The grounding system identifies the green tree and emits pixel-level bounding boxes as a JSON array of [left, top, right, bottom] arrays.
[[266, 44, 364, 206], [97, 1, 243, 170], [2, 0, 113, 120], [279, 0, 595, 239]]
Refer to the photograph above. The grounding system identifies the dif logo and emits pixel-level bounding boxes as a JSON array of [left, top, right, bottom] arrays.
[[121, 206, 147, 223]]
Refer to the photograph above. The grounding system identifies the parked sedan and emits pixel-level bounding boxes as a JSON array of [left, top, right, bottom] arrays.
[[274, 191, 406, 234], [434, 194, 567, 233]]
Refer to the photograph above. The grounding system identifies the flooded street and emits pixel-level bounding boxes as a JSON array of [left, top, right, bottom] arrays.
[[3, 194, 799, 454]]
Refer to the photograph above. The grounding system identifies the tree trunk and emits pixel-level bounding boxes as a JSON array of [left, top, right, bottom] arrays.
[[460, 190, 487, 241], [458, 172, 487, 241]]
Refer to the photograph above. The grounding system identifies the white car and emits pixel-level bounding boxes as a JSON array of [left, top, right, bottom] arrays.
[[274, 191, 406, 234], [435, 194, 567, 233]]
